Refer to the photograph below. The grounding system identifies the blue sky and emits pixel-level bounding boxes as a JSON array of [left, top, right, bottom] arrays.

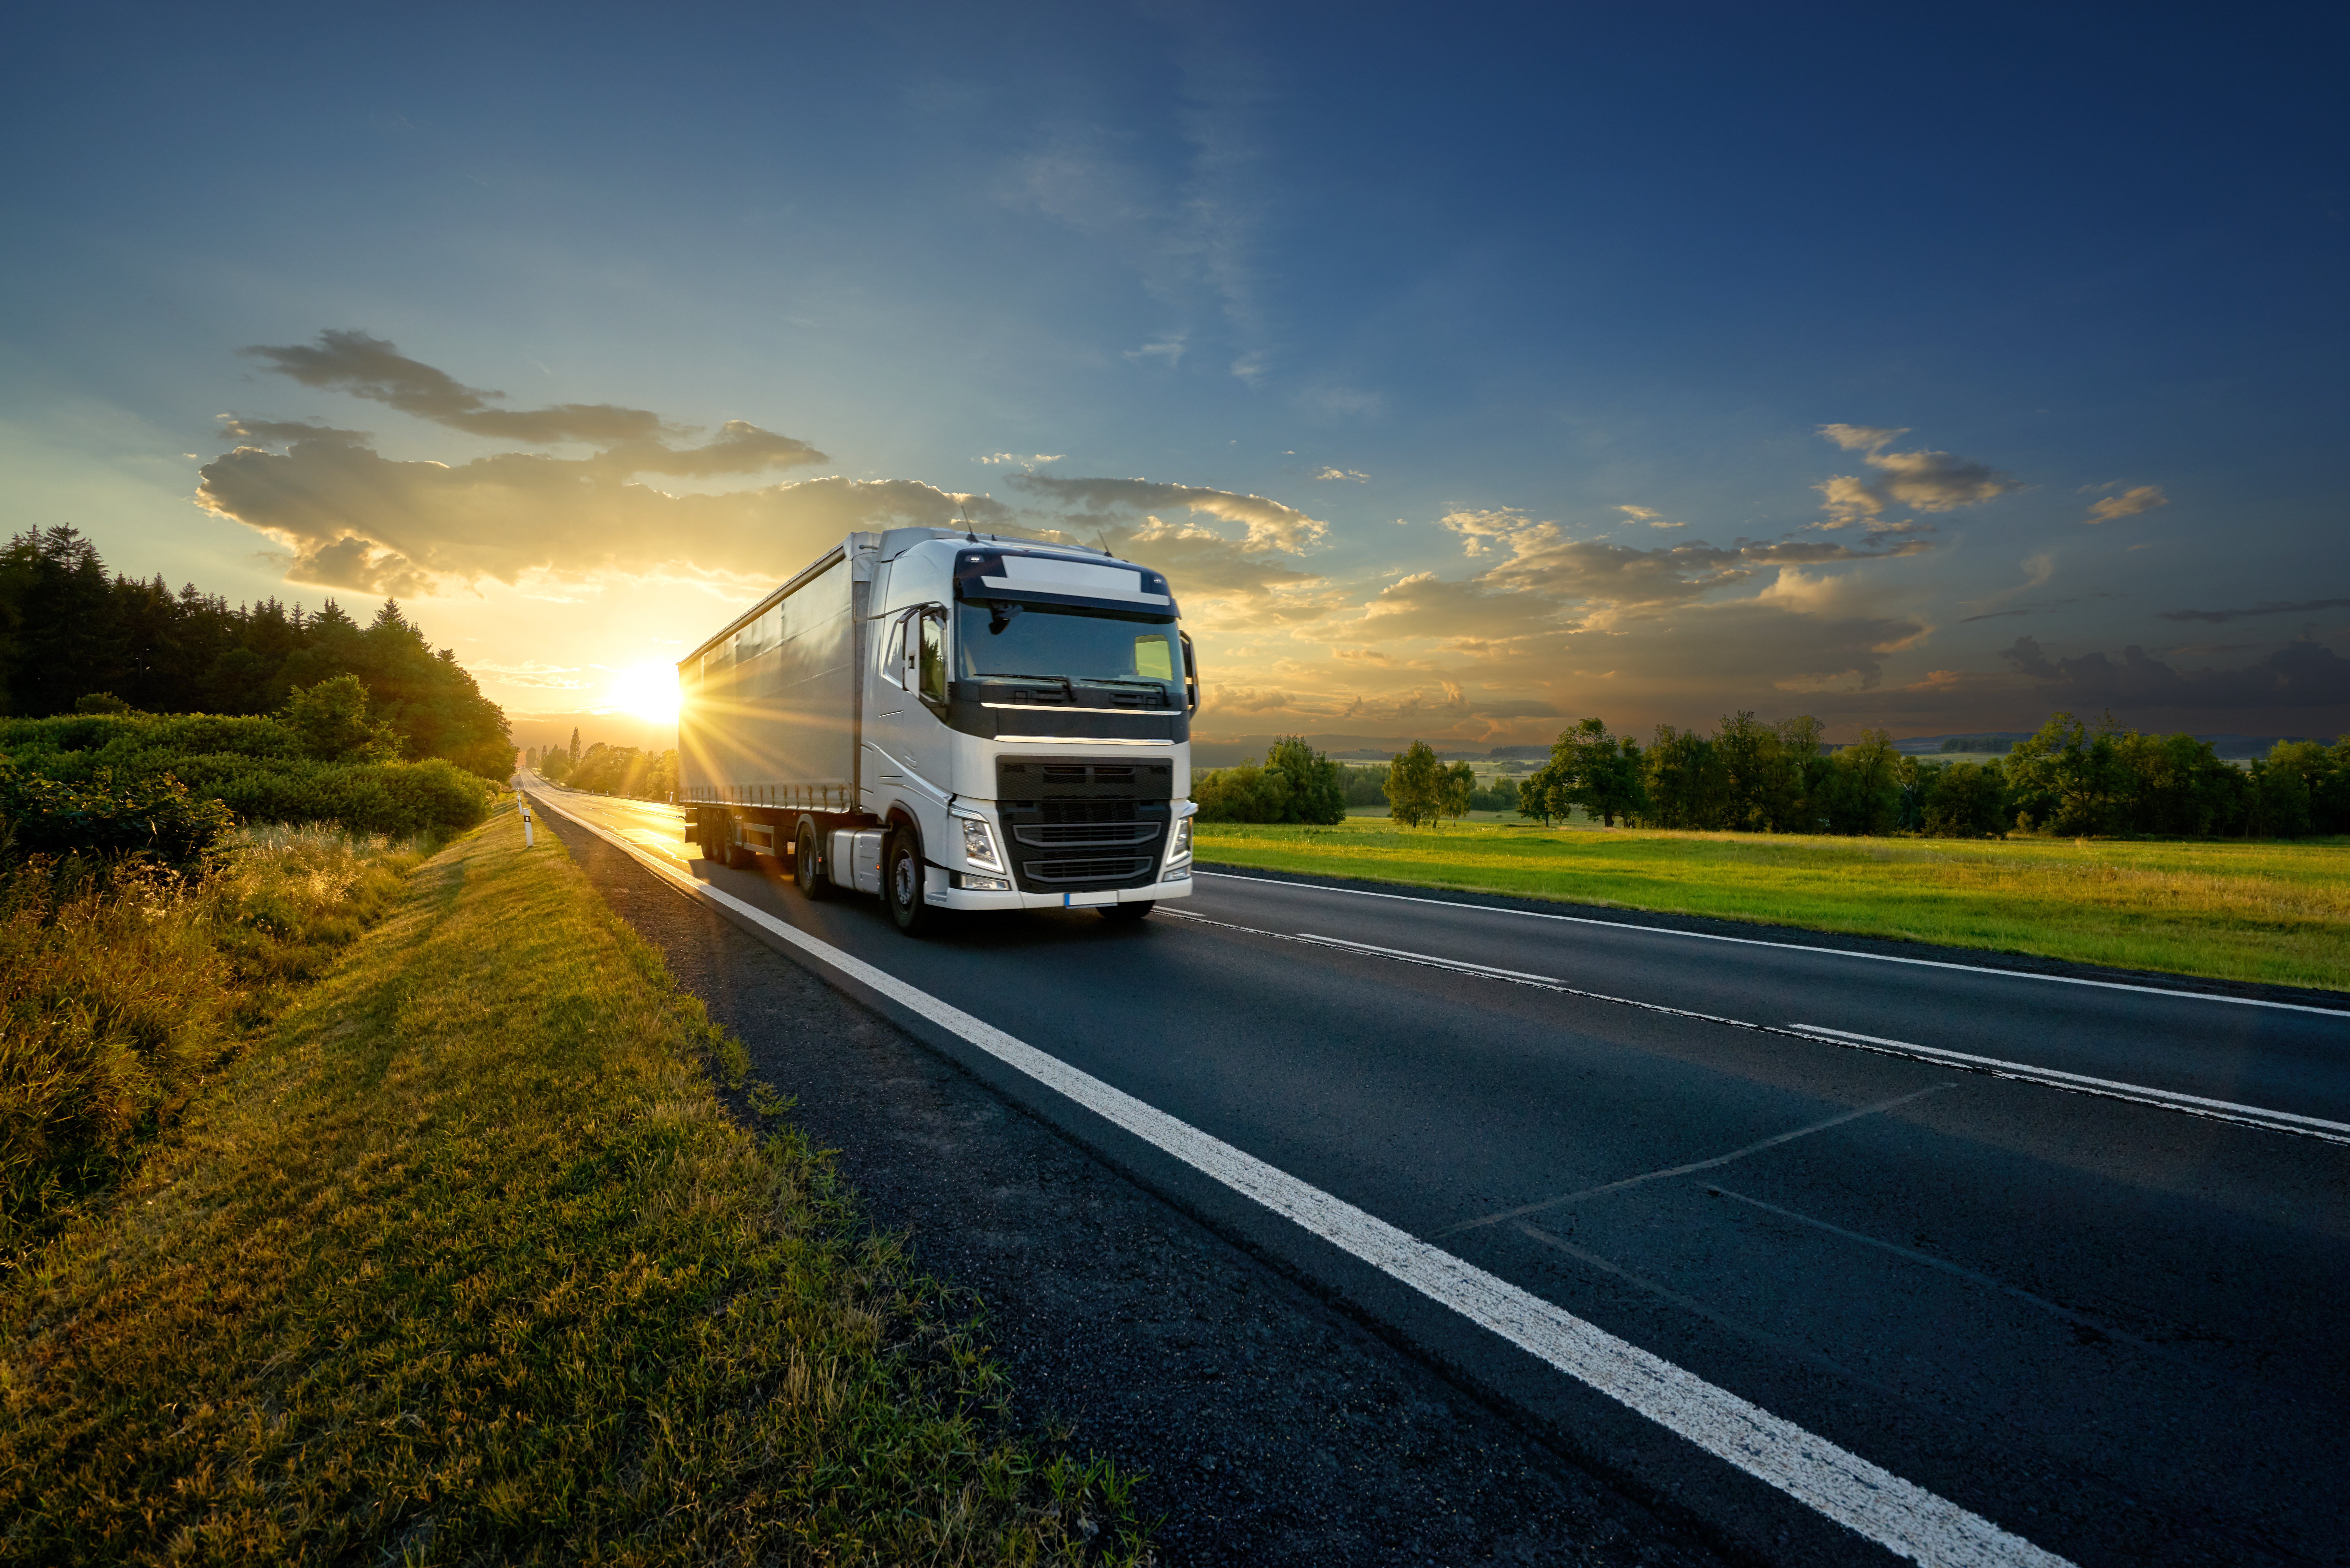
[[4, 2, 2344, 747]]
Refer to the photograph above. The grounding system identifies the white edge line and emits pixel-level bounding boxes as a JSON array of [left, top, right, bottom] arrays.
[[1194, 870, 2350, 1019], [527, 788, 2073, 1568], [1787, 1026, 2350, 1142]]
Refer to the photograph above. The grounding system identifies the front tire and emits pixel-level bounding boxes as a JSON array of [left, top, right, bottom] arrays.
[[886, 829, 937, 937], [1099, 900, 1154, 923]]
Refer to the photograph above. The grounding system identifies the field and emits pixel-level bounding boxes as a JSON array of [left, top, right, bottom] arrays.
[[1195, 818, 2350, 991], [1, 808, 1145, 1565]]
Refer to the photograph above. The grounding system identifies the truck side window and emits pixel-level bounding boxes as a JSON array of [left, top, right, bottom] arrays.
[[918, 611, 947, 705], [882, 619, 906, 687]]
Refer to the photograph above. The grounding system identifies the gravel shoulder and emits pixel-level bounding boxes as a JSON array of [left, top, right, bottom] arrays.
[[546, 813, 1733, 1568]]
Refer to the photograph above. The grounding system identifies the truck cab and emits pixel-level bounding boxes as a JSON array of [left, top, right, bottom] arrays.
[[678, 527, 1198, 933]]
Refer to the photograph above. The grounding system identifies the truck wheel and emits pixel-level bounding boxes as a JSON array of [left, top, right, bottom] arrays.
[[794, 821, 836, 900], [886, 829, 936, 937], [724, 825, 755, 871], [1099, 901, 1154, 923]]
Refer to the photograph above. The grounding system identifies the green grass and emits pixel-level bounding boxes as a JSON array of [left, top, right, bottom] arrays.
[[1197, 818, 2350, 991], [0, 809, 1147, 1565]]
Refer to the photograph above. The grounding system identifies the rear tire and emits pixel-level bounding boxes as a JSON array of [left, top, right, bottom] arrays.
[[1099, 900, 1154, 923], [724, 823, 754, 871], [886, 829, 937, 937], [795, 821, 836, 900]]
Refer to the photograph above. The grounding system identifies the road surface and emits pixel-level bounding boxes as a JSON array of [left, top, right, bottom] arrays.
[[523, 781, 2350, 1568]]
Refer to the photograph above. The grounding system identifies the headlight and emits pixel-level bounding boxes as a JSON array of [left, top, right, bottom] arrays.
[[957, 814, 1003, 870], [1164, 814, 1193, 867]]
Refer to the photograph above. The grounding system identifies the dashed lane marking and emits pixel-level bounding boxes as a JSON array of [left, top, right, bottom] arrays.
[[1159, 908, 2350, 1148], [530, 787, 2073, 1568]]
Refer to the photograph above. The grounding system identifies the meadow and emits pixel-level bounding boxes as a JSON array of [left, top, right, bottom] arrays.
[[0, 808, 1146, 1565], [1196, 818, 2350, 990]]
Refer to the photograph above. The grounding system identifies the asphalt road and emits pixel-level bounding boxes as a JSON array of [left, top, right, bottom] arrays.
[[523, 783, 2350, 1568]]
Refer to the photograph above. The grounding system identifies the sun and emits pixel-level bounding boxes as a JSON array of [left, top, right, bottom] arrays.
[[607, 661, 680, 725]]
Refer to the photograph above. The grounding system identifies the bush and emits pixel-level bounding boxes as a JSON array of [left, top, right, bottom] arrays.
[[1193, 736, 1345, 824], [0, 764, 236, 871]]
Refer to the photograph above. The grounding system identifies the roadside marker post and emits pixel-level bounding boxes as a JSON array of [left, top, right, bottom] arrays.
[[521, 803, 535, 848]]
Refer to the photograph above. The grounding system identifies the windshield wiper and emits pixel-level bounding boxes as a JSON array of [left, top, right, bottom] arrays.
[[975, 673, 1075, 700]]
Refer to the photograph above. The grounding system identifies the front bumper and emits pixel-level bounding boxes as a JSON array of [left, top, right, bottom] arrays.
[[928, 868, 1193, 909]]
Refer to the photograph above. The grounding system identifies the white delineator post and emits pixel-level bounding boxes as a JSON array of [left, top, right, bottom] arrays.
[[521, 802, 535, 848]]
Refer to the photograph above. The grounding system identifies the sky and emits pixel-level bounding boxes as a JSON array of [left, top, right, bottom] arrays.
[[3, 1, 2345, 753]]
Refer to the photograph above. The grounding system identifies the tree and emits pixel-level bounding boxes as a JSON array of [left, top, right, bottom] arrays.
[[569, 727, 582, 765], [2006, 712, 2127, 835], [281, 674, 402, 762], [1639, 724, 1726, 829], [1919, 760, 2008, 838], [1265, 735, 1347, 825], [1440, 760, 1476, 825], [1821, 729, 1902, 836], [1383, 741, 1446, 828]]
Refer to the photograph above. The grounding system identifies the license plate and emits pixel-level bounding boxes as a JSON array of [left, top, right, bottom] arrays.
[[1063, 890, 1117, 907]]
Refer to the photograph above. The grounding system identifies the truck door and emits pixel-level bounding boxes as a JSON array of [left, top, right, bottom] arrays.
[[869, 605, 947, 797]]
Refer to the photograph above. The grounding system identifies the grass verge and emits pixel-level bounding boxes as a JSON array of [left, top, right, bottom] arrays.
[[1197, 819, 2350, 991], [0, 810, 1148, 1565]]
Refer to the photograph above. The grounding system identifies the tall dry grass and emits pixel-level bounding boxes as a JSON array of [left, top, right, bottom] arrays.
[[0, 826, 424, 1256]]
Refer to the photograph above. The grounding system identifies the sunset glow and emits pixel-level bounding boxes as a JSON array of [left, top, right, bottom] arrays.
[[606, 662, 679, 727]]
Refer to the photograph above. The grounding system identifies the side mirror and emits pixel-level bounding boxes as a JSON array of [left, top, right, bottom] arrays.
[[1180, 631, 1200, 714]]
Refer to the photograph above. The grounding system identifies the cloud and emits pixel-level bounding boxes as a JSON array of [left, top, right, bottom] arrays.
[[1819, 424, 1909, 453], [1013, 473, 1329, 553], [2158, 597, 2350, 624], [2085, 484, 2169, 524], [199, 426, 1003, 594], [238, 330, 826, 477], [1437, 506, 1531, 557], [978, 452, 1065, 467], [1124, 335, 1186, 367], [2000, 634, 2350, 713], [1617, 505, 1685, 529], [1314, 466, 1367, 482], [1813, 424, 2017, 527]]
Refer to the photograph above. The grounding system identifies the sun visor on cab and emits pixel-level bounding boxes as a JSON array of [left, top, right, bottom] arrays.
[[951, 549, 1179, 616]]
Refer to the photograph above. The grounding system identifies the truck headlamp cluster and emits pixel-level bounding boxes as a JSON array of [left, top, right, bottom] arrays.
[[957, 814, 1004, 871], [1161, 814, 1193, 879]]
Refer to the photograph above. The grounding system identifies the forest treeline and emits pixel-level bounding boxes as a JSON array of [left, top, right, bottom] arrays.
[[0, 527, 511, 778], [1199, 712, 2350, 839]]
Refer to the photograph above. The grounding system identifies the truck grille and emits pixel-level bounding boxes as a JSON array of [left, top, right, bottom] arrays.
[[997, 758, 1172, 893], [1022, 856, 1156, 884], [1013, 822, 1160, 847]]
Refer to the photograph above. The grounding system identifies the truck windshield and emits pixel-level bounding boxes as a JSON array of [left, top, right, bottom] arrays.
[[956, 603, 1183, 700]]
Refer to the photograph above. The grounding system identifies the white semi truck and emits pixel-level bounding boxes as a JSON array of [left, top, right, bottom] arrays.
[[678, 527, 1199, 934]]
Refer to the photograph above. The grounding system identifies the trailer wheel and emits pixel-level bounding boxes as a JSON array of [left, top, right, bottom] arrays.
[[1099, 901, 1154, 923], [885, 829, 937, 937], [724, 822, 755, 871], [794, 820, 836, 900]]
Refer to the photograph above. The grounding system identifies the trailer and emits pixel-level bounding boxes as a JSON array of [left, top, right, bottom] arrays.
[[677, 528, 1199, 934]]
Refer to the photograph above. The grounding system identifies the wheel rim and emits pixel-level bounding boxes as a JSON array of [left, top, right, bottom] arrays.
[[893, 852, 916, 908]]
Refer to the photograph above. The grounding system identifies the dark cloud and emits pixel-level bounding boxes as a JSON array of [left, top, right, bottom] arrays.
[[2000, 635, 2350, 715], [1815, 424, 2018, 527], [219, 415, 371, 446], [2158, 598, 2350, 624], [238, 330, 826, 475], [198, 434, 1003, 593]]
